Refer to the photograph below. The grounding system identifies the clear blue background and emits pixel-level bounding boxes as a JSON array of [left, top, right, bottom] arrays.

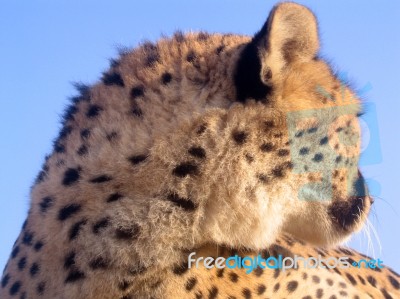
[[1, 1, 399, 272]]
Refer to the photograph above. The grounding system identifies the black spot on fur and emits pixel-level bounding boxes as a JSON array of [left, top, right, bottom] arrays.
[[367, 276, 377, 287], [65, 270, 85, 283], [320, 136, 329, 145], [80, 129, 91, 140], [381, 288, 393, 299], [295, 130, 304, 138], [185, 277, 197, 291], [174, 31, 185, 42], [22, 231, 34, 246], [146, 53, 160, 67], [167, 193, 197, 211], [272, 166, 285, 178], [245, 153, 254, 163], [197, 124, 207, 135], [90, 175, 113, 183], [286, 281, 298, 293], [254, 267, 263, 277], [2, 273, 10, 288], [172, 262, 188, 276], [260, 142, 274, 152], [30, 263, 40, 277], [115, 225, 140, 240], [86, 105, 103, 118], [172, 162, 198, 177], [58, 125, 73, 141], [35, 169, 47, 184], [131, 101, 143, 117], [242, 288, 251, 299], [102, 72, 125, 87], [64, 252, 76, 269], [17, 257, 26, 271], [274, 268, 280, 279], [229, 272, 239, 283], [357, 275, 366, 285], [39, 196, 54, 213], [106, 131, 118, 141], [388, 275, 400, 289], [62, 168, 81, 186], [118, 280, 131, 291], [89, 257, 109, 270], [216, 45, 225, 54], [346, 273, 357, 286], [11, 246, 20, 259], [299, 147, 309, 155], [188, 146, 206, 159], [93, 218, 110, 234], [69, 219, 87, 240], [273, 283, 280, 292], [37, 281, 45, 295], [307, 127, 318, 134], [234, 38, 272, 103], [232, 131, 248, 145], [63, 105, 79, 123], [77, 145, 88, 156], [9, 281, 21, 295], [313, 153, 324, 162], [106, 193, 123, 203], [161, 72, 172, 84], [197, 32, 209, 40], [129, 264, 147, 276], [58, 204, 82, 221], [142, 42, 160, 67], [186, 51, 197, 63], [54, 142, 65, 153], [34, 241, 43, 252], [208, 286, 218, 299], [312, 275, 320, 284], [128, 155, 147, 165], [277, 149, 289, 156], [316, 288, 324, 298], [257, 284, 266, 295], [130, 86, 144, 99], [258, 173, 269, 184]]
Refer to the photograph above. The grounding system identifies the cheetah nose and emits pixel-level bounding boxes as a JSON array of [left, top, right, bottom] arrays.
[[354, 169, 369, 198]]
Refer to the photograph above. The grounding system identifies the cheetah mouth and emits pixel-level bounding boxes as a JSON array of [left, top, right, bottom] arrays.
[[328, 171, 373, 232], [328, 196, 371, 232]]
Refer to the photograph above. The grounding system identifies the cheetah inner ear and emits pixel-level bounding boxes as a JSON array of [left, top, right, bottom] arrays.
[[234, 3, 319, 102], [258, 2, 320, 84]]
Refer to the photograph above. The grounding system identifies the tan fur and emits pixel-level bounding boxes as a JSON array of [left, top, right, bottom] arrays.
[[162, 234, 400, 299], [1, 2, 398, 299]]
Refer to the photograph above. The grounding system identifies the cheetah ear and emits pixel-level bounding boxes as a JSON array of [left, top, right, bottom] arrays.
[[258, 2, 320, 84], [234, 2, 319, 102]]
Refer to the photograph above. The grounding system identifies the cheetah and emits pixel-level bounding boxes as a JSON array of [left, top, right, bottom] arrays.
[[1, 2, 399, 299]]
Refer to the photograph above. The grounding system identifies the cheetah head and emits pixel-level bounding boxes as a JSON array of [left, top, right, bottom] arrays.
[[202, 2, 372, 249]]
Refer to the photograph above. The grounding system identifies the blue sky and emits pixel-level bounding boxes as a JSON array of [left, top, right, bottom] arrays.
[[1, 1, 399, 272]]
